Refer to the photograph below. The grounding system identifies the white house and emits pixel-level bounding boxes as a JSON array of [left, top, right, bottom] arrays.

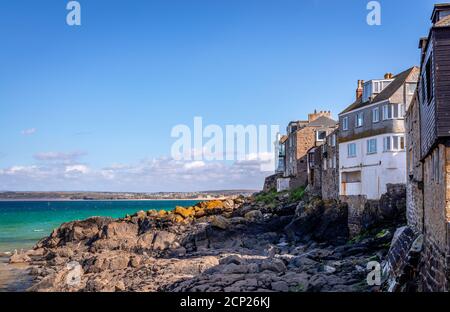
[[338, 68, 419, 200]]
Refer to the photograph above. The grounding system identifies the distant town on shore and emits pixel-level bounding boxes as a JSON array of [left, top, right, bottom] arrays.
[[0, 190, 257, 201]]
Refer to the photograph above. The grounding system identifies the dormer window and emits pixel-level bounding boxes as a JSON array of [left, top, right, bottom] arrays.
[[316, 130, 327, 141], [362, 79, 393, 102]]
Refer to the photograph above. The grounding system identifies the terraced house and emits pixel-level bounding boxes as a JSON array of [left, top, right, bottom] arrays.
[[338, 67, 419, 232], [279, 111, 337, 191]]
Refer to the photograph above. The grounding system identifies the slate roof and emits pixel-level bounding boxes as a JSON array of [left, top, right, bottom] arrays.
[[307, 116, 338, 127], [340, 67, 419, 115]]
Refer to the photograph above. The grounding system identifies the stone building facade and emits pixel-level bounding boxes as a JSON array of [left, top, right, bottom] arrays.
[[280, 111, 337, 190], [406, 4, 450, 292], [406, 93, 424, 233], [321, 129, 339, 201]]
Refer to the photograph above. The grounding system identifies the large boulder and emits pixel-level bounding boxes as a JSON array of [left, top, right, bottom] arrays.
[[84, 252, 130, 273], [361, 184, 406, 231], [209, 215, 231, 230], [284, 199, 349, 245], [9, 251, 31, 264], [152, 231, 177, 251], [174, 206, 195, 219], [244, 210, 263, 222], [37, 217, 113, 248]]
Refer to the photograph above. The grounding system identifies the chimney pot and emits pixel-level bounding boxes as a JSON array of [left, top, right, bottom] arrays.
[[356, 80, 364, 100]]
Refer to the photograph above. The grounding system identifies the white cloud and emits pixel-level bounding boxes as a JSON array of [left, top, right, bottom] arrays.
[[34, 151, 86, 162], [21, 128, 37, 136], [184, 161, 205, 170], [0, 156, 269, 192], [65, 165, 89, 174]]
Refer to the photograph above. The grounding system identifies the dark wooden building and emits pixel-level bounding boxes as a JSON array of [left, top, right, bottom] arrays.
[[419, 3, 450, 157]]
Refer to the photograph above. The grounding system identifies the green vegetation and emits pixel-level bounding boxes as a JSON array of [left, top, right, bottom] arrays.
[[347, 231, 369, 245], [375, 229, 390, 239], [254, 188, 279, 204], [255, 186, 305, 205], [289, 187, 305, 203], [289, 283, 306, 292]]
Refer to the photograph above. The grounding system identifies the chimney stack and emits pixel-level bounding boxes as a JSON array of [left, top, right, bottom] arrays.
[[384, 73, 393, 79], [356, 80, 364, 100]]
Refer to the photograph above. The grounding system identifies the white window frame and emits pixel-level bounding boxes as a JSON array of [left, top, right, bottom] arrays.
[[316, 130, 327, 142], [382, 104, 392, 120], [342, 117, 349, 131], [331, 134, 336, 147], [372, 107, 380, 123], [383, 135, 405, 152], [348, 143, 357, 158], [382, 104, 404, 120], [355, 112, 364, 128], [367, 138, 377, 154]]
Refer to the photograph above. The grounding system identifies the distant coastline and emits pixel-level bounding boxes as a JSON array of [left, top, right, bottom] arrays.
[[0, 190, 258, 202], [0, 197, 228, 202]]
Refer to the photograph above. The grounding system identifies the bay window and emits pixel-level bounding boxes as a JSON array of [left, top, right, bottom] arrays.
[[383, 136, 405, 152]]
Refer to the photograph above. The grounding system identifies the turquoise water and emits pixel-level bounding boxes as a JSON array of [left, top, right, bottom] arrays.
[[0, 200, 199, 253]]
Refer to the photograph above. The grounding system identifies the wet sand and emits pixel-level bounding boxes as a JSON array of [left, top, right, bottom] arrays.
[[0, 256, 33, 292]]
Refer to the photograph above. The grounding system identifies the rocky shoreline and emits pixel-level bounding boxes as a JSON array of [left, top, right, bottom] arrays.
[[6, 191, 401, 292]]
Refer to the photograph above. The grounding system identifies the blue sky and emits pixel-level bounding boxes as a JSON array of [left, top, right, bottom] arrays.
[[0, 0, 438, 192]]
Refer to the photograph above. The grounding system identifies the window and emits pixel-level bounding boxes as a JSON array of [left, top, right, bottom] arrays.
[[316, 130, 327, 141], [372, 107, 380, 123], [382, 105, 392, 120], [355, 112, 364, 127], [331, 134, 336, 147], [341, 171, 361, 183], [406, 83, 417, 95], [342, 117, 349, 131], [383, 137, 391, 151], [363, 82, 372, 102], [382, 104, 404, 120], [367, 139, 377, 154], [328, 158, 332, 169], [399, 104, 405, 118], [323, 158, 327, 170], [348, 143, 357, 158], [383, 136, 405, 152], [432, 149, 440, 183], [333, 155, 336, 169], [425, 55, 434, 104], [400, 136, 405, 150]]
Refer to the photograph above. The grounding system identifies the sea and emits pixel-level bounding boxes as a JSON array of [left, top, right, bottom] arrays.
[[0, 200, 200, 253]]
